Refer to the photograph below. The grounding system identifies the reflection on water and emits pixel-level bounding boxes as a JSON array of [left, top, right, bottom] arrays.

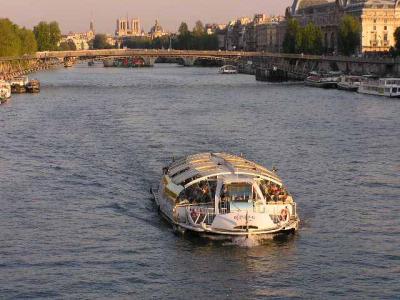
[[0, 64, 399, 299]]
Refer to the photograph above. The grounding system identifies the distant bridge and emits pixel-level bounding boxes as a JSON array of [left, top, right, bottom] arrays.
[[1, 49, 400, 79]]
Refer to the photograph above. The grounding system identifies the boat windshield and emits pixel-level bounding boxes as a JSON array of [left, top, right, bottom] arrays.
[[221, 183, 252, 201]]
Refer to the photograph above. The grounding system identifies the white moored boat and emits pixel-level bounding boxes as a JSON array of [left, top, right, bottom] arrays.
[[337, 75, 363, 92], [0, 80, 12, 103], [358, 77, 400, 98], [153, 153, 300, 239], [219, 65, 238, 74], [304, 71, 341, 88], [9, 76, 29, 94]]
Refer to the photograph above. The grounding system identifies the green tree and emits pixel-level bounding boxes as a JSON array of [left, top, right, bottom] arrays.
[[178, 22, 189, 36], [202, 34, 218, 50], [33, 21, 61, 51], [18, 27, 37, 54], [49, 21, 61, 49], [59, 39, 77, 51], [0, 19, 21, 56], [0, 19, 38, 57], [93, 34, 114, 49], [33, 22, 50, 51], [338, 15, 361, 55], [283, 18, 300, 53], [394, 27, 400, 49], [193, 20, 205, 36], [296, 22, 323, 55]]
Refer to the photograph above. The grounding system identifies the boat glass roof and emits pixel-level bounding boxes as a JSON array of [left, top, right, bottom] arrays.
[[167, 153, 282, 187]]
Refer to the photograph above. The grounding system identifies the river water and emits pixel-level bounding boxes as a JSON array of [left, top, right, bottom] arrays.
[[0, 64, 399, 299]]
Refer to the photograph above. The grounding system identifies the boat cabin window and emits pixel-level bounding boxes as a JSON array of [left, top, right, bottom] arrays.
[[259, 180, 288, 202], [221, 183, 253, 202], [177, 180, 217, 205], [393, 87, 398, 93], [219, 183, 257, 213]]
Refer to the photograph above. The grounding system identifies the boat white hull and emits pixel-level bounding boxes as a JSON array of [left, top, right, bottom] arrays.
[[0, 85, 11, 102], [358, 86, 400, 98], [152, 188, 299, 238], [219, 70, 238, 74], [337, 82, 359, 92], [305, 79, 337, 89]]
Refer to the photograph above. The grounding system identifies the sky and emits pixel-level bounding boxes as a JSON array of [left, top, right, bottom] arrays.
[[0, 0, 292, 34]]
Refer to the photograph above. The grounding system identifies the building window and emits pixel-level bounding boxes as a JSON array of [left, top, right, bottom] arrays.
[[373, 25, 376, 31], [384, 25, 387, 30], [373, 18, 377, 23], [384, 34, 388, 41]]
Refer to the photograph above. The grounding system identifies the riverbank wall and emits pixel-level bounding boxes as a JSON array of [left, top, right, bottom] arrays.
[[245, 55, 400, 82], [0, 58, 61, 80]]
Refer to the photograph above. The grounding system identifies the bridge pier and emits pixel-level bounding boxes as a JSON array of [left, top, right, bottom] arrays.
[[141, 56, 157, 67], [182, 57, 197, 66]]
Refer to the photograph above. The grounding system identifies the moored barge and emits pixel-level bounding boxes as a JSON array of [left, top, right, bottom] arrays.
[[26, 80, 40, 93]]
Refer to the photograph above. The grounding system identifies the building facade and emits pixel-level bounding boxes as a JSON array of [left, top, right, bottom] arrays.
[[347, 0, 400, 52], [289, 0, 400, 53], [149, 20, 168, 39], [115, 18, 141, 37], [60, 21, 95, 50], [223, 17, 252, 50], [255, 16, 286, 52]]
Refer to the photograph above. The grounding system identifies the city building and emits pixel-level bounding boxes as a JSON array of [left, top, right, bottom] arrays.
[[149, 20, 168, 39], [216, 14, 286, 52], [288, 0, 400, 53], [205, 24, 226, 35], [59, 21, 95, 50], [243, 14, 276, 51], [115, 17, 142, 37], [255, 16, 286, 52], [224, 17, 252, 50]]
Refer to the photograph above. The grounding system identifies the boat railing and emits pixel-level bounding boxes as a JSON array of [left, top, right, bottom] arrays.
[[185, 206, 216, 225]]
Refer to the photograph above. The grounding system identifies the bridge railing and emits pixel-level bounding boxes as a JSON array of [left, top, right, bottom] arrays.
[[1, 49, 397, 65]]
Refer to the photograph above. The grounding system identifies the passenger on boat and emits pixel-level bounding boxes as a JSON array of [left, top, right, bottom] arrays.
[[200, 185, 210, 203], [268, 184, 278, 201], [280, 206, 289, 222], [260, 181, 272, 202]]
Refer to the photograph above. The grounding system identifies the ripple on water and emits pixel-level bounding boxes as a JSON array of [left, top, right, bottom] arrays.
[[0, 64, 399, 299]]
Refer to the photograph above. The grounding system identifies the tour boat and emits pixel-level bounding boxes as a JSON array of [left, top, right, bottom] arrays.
[[358, 77, 400, 98], [26, 80, 40, 93], [153, 153, 299, 239], [219, 65, 238, 74], [337, 75, 363, 92], [0, 80, 12, 103], [304, 71, 341, 88], [9, 76, 29, 93]]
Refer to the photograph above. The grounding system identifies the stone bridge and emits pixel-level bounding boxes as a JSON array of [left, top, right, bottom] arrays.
[[35, 49, 256, 66], [1, 49, 400, 80]]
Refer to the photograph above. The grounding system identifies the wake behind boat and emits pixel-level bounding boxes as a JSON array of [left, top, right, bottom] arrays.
[[153, 153, 299, 239]]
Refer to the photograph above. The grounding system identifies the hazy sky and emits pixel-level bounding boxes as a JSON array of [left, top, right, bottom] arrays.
[[0, 0, 292, 34]]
